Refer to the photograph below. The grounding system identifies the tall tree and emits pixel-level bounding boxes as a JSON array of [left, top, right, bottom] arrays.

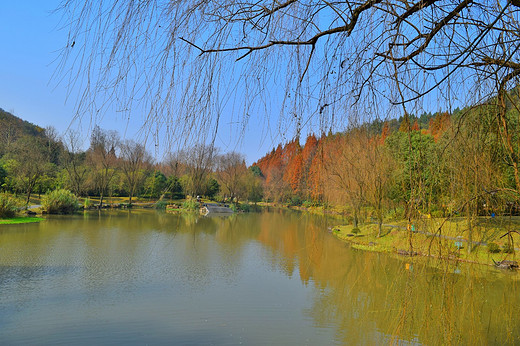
[[119, 140, 152, 205], [7, 136, 49, 205], [87, 126, 120, 208], [216, 152, 248, 202], [324, 131, 368, 229], [177, 144, 217, 197], [61, 130, 88, 196]]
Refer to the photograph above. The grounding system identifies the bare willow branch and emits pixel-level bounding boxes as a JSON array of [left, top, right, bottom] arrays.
[[55, 1, 520, 144]]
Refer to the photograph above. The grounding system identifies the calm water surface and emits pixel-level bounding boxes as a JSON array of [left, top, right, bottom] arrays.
[[0, 209, 519, 345]]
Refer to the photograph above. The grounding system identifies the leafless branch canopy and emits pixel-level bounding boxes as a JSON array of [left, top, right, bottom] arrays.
[[56, 0, 520, 141]]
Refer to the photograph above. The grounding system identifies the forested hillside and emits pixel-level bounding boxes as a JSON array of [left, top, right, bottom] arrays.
[[0, 108, 45, 156]]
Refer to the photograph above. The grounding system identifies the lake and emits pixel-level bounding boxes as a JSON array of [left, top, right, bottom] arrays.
[[0, 209, 519, 345]]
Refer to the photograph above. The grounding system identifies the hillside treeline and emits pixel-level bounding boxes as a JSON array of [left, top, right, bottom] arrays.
[[0, 109, 262, 207], [254, 105, 520, 234]]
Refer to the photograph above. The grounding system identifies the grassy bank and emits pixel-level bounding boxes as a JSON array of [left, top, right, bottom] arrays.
[[0, 217, 44, 225], [331, 217, 520, 267], [256, 201, 349, 219]]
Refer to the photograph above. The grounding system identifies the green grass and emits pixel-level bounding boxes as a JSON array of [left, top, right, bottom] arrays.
[[0, 217, 44, 225], [332, 217, 519, 267]]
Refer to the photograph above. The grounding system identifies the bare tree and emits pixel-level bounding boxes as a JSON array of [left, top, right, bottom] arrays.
[[119, 140, 153, 205], [176, 144, 217, 197], [364, 138, 394, 237], [87, 126, 120, 208], [216, 152, 248, 202], [61, 130, 88, 196], [324, 130, 368, 229], [162, 152, 186, 178]]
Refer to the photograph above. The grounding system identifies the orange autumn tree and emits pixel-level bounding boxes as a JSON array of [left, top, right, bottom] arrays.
[[283, 139, 303, 196], [301, 134, 319, 200], [256, 144, 290, 202], [428, 112, 451, 141], [380, 122, 391, 145]]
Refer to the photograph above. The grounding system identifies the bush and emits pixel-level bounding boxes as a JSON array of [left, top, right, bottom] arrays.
[[42, 189, 79, 214], [154, 200, 168, 210], [385, 207, 405, 221], [231, 203, 251, 212], [503, 243, 516, 254], [487, 242, 501, 253], [84, 198, 93, 209], [288, 196, 302, 207], [430, 210, 444, 218], [0, 193, 21, 218], [182, 199, 199, 211], [302, 200, 314, 208]]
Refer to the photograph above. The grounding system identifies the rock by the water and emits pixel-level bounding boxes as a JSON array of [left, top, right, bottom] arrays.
[[397, 249, 418, 256], [494, 260, 518, 270]]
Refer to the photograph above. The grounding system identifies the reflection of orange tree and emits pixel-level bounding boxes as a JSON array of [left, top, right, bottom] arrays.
[[303, 240, 518, 344], [254, 211, 520, 344]]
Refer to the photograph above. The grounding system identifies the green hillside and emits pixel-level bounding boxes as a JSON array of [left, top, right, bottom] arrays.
[[0, 108, 45, 156]]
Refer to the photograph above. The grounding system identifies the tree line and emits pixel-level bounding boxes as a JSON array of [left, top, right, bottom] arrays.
[[254, 100, 520, 238], [0, 112, 263, 207], [2, 91, 520, 231]]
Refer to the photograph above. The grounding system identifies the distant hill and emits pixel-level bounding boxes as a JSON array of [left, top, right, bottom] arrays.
[[0, 108, 45, 156], [0, 108, 44, 137]]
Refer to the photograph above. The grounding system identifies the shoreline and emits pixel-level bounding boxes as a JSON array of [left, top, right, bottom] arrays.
[[330, 222, 519, 270]]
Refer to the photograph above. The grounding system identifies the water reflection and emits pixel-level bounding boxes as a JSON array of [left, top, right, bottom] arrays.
[[0, 209, 518, 344]]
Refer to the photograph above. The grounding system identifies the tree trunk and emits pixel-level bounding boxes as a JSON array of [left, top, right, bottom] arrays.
[[26, 189, 32, 207], [99, 194, 104, 209], [353, 207, 359, 229], [467, 207, 473, 254]]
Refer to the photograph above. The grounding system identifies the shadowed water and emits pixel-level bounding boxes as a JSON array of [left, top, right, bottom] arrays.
[[0, 209, 518, 345]]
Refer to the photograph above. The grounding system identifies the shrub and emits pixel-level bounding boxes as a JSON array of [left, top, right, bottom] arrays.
[[503, 243, 516, 254], [154, 200, 168, 210], [487, 242, 501, 254], [302, 200, 314, 208], [182, 199, 199, 211], [385, 207, 405, 221], [231, 203, 251, 212], [288, 196, 302, 207], [42, 189, 79, 214], [0, 193, 21, 218], [84, 198, 93, 209], [430, 210, 444, 218]]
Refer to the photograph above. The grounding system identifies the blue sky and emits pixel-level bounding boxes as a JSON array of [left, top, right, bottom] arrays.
[[0, 1, 284, 164], [0, 2, 474, 165]]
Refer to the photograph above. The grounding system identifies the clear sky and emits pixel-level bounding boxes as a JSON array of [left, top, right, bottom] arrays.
[[0, 1, 285, 164]]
